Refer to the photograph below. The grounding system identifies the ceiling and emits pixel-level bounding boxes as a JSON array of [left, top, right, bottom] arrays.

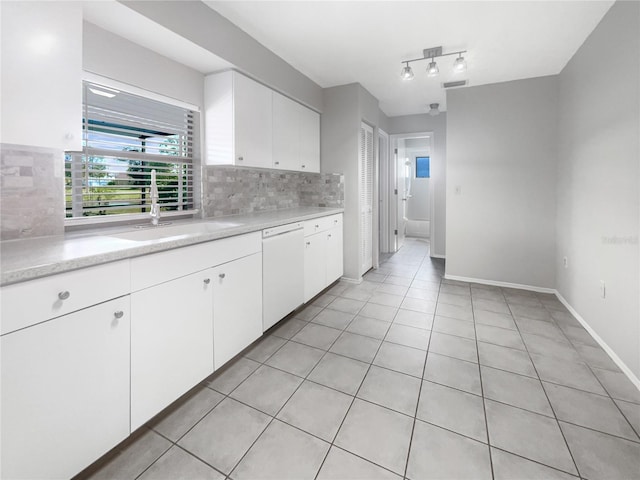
[[83, 1, 232, 74], [204, 1, 613, 116]]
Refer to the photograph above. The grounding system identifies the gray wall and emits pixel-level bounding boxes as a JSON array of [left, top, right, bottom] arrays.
[[557, 1, 639, 377], [83, 22, 204, 108], [120, 0, 323, 112], [389, 113, 447, 257], [445, 76, 558, 288], [321, 84, 360, 280]]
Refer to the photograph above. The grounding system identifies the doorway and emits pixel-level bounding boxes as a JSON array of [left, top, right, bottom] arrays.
[[382, 132, 434, 253]]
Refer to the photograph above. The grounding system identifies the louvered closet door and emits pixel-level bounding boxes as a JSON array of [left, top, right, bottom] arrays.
[[359, 122, 374, 276]]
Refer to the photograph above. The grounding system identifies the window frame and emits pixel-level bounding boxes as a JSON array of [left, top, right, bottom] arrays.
[[65, 73, 201, 227]]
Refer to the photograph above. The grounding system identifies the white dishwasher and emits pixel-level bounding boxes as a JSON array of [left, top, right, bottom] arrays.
[[262, 222, 305, 331]]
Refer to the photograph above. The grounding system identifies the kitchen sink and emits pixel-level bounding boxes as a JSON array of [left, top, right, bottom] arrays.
[[108, 221, 242, 242]]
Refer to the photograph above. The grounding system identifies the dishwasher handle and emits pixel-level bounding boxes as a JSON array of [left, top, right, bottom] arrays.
[[262, 222, 303, 238]]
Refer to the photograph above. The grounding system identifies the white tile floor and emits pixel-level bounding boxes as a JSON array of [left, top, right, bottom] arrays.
[[82, 238, 640, 480]]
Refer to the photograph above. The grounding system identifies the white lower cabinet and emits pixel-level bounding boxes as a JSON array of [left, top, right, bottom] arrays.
[[131, 270, 214, 430], [213, 252, 263, 368], [304, 215, 344, 302], [1, 297, 130, 480], [326, 225, 344, 283], [304, 232, 327, 302]]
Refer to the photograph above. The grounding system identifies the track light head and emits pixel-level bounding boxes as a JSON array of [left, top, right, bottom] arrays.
[[453, 55, 467, 73], [428, 103, 440, 116], [426, 60, 439, 77], [400, 63, 414, 80]]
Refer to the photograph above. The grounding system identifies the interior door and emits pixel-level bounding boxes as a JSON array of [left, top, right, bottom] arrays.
[[359, 122, 374, 276]]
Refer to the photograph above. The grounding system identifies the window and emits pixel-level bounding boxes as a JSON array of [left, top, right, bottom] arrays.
[[416, 156, 430, 178], [65, 81, 197, 220]]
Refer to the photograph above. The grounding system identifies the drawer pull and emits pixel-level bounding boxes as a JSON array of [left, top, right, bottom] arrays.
[[238, 156, 244, 161], [315, 224, 319, 228], [301, 165, 306, 168], [219, 273, 226, 279], [203, 278, 211, 285], [275, 161, 280, 165], [114, 310, 124, 319], [328, 234, 332, 238], [58, 291, 70, 300], [306, 241, 311, 246]]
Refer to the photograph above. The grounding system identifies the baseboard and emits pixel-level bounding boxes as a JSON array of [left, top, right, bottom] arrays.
[[340, 276, 362, 285], [443, 274, 555, 294], [430, 254, 446, 259], [554, 291, 640, 391]]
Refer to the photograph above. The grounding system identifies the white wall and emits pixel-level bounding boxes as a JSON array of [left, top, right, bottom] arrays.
[[83, 22, 204, 108], [556, 1, 639, 378], [389, 114, 446, 257], [446, 76, 558, 288], [121, 0, 323, 112]]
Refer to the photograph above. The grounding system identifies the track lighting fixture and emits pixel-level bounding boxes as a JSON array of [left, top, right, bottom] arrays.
[[400, 46, 467, 80], [428, 103, 440, 116]]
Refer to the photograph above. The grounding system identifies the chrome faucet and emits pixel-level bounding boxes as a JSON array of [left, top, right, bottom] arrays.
[[149, 169, 161, 226]]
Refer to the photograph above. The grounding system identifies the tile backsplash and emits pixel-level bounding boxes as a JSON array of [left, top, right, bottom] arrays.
[[1, 144, 64, 240], [202, 166, 344, 218]]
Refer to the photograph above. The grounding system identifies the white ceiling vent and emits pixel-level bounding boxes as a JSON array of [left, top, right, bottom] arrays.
[[442, 80, 468, 89]]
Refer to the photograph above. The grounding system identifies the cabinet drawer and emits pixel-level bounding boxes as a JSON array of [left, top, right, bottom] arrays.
[[0, 260, 130, 335], [303, 213, 343, 236], [130, 232, 262, 292]]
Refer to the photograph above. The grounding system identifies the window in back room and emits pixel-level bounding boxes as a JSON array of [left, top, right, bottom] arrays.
[[65, 80, 198, 221], [415, 156, 430, 178]]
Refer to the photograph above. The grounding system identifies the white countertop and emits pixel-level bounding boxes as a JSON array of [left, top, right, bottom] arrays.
[[0, 207, 343, 286]]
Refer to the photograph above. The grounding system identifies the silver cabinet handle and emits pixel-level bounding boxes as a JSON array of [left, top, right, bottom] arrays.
[[58, 291, 70, 300], [219, 273, 226, 279], [114, 310, 124, 319], [204, 278, 211, 284]]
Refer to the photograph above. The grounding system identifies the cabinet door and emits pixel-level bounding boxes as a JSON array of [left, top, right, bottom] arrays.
[[272, 92, 300, 171], [304, 233, 327, 302], [326, 226, 344, 285], [131, 270, 214, 430], [234, 73, 273, 168], [212, 252, 263, 368], [1, 297, 130, 480], [299, 106, 320, 172], [1, 2, 82, 151]]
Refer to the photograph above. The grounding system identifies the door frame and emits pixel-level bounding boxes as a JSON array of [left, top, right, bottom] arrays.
[[378, 129, 389, 255], [388, 132, 432, 252]]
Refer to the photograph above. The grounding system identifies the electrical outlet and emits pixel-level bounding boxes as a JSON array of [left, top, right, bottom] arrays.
[[600, 280, 606, 299], [563, 256, 568, 268]]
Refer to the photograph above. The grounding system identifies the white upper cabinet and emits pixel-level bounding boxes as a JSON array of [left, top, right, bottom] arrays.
[[205, 71, 272, 168], [298, 104, 321, 173], [273, 92, 321, 172], [0, 1, 82, 151], [234, 73, 273, 168], [272, 92, 301, 171], [205, 71, 319, 172]]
